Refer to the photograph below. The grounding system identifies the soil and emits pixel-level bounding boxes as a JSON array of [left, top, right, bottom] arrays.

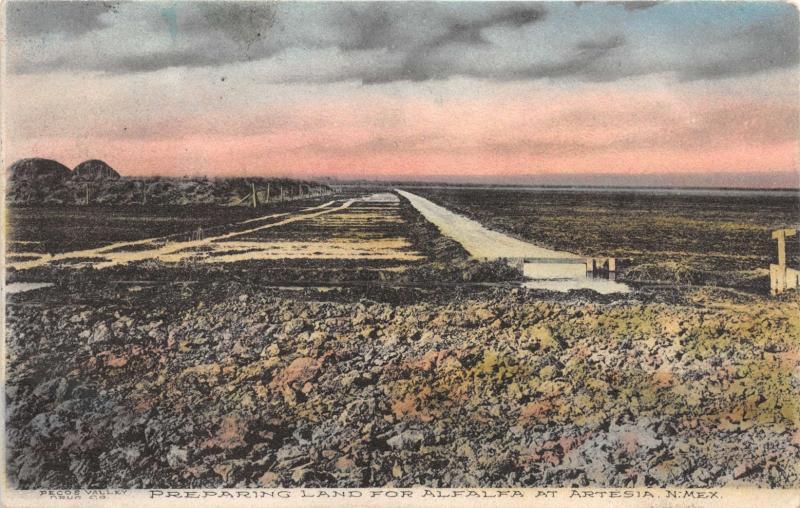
[[4, 187, 799, 489], [405, 187, 800, 293], [6, 201, 328, 254], [5, 281, 799, 489]]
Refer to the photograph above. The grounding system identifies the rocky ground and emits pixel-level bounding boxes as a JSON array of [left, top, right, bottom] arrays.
[[6, 281, 799, 489], [6, 188, 799, 489]]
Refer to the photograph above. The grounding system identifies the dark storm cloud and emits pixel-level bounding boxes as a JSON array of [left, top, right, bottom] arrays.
[[619, 2, 658, 11], [356, 3, 547, 84], [5, 1, 799, 85], [575, 2, 657, 11], [676, 17, 800, 81], [197, 2, 275, 36], [8, 1, 551, 79], [110, 50, 229, 74], [453, 34, 626, 83], [576, 35, 625, 52], [426, 6, 546, 48], [6, 1, 118, 37]]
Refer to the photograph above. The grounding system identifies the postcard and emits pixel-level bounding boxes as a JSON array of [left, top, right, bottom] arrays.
[[2, 1, 799, 507]]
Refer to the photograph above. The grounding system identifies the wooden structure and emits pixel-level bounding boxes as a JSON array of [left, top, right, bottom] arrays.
[[770, 228, 799, 295], [586, 257, 617, 280], [232, 182, 260, 207], [232, 182, 331, 206]]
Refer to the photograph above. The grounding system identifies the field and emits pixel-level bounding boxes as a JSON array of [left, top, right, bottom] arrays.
[[407, 186, 800, 293], [6, 200, 328, 255], [4, 187, 800, 489]]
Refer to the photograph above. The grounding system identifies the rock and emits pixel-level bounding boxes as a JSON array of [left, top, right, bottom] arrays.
[[335, 457, 356, 472], [71, 310, 93, 324], [278, 357, 321, 387], [203, 414, 249, 450], [733, 462, 763, 480], [69, 458, 92, 483], [340, 371, 359, 388], [474, 308, 495, 322], [291, 468, 308, 483], [33, 378, 68, 400], [457, 442, 476, 461], [212, 462, 234, 482], [180, 363, 222, 386], [97, 352, 128, 368], [6, 281, 796, 489], [522, 323, 564, 351], [263, 343, 280, 357], [29, 412, 66, 439], [387, 430, 425, 450], [89, 322, 111, 344], [166, 446, 188, 467], [114, 447, 142, 466], [238, 359, 276, 381], [258, 471, 280, 487], [111, 316, 134, 333]]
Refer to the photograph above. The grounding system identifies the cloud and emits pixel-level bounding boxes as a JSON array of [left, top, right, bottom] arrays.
[[6, 1, 118, 37], [676, 18, 800, 81], [619, 2, 658, 11], [575, 2, 657, 11], [576, 35, 626, 53], [426, 6, 546, 48], [5, 1, 798, 85]]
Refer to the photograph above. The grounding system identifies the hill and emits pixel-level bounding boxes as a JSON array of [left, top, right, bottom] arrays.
[[5, 158, 332, 205], [7, 158, 72, 181], [73, 160, 121, 181]]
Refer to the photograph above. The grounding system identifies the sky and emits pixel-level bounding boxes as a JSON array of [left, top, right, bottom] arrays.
[[3, 1, 799, 187]]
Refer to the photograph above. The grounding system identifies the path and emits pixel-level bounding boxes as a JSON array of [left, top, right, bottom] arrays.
[[7, 200, 347, 271]]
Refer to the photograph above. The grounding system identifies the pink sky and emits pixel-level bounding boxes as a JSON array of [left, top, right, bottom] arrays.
[[6, 73, 797, 185], [3, 1, 798, 187]]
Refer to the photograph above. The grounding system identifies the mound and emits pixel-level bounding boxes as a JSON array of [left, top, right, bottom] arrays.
[[73, 159, 121, 181], [7, 158, 72, 181]]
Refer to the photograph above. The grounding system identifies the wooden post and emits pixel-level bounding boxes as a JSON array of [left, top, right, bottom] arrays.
[[251, 182, 257, 208], [265, 182, 270, 204], [771, 228, 798, 295], [772, 228, 795, 267], [85, 184, 89, 205]]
